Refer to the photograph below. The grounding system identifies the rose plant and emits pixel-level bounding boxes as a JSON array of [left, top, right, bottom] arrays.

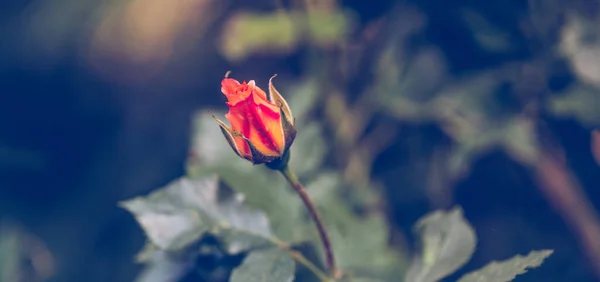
[[120, 74, 554, 282]]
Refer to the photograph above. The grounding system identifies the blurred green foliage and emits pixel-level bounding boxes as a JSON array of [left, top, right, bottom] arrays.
[[3, 0, 600, 281], [219, 10, 353, 61]]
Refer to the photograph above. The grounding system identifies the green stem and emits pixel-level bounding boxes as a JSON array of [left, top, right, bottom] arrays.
[[280, 165, 338, 277], [286, 249, 332, 282]]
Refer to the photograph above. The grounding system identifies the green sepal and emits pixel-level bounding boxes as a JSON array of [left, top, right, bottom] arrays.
[[213, 115, 242, 158], [269, 75, 295, 127], [268, 75, 297, 151], [280, 107, 297, 151]]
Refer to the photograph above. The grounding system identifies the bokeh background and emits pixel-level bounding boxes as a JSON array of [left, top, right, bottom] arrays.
[[1, 0, 600, 281]]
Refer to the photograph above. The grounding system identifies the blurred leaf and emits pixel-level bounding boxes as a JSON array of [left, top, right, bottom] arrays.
[[219, 12, 298, 61], [413, 69, 545, 177], [374, 49, 447, 121], [288, 122, 327, 176], [548, 84, 600, 127], [133, 250, 192, 282], [372, 8, 430, 120], [135, 242, 159, 263], [460, 9, 513, 52], [404, 207, 477, 282], [446, 115, 541, 177], [432, 72, 505, 125], [559, 15, 600, 88], [305, 10, 353, 47], [376, 59, 503, 123], [501, 117, 540, 165], [457, 250, 554, 282], [230, 248, 295, 282], [121, 176, 274, 254], [219, 10, 352, 61], [285, 78, 321, 124]]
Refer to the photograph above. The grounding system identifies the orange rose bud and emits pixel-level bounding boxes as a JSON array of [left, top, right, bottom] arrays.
[[214, 74, 296, 165]]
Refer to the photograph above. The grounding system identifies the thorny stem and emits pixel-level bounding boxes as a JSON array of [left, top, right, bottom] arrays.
[[280, 165, 339, 278]]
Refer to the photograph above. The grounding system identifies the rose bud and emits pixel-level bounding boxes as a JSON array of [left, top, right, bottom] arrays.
[[214, 74, 296, 166]]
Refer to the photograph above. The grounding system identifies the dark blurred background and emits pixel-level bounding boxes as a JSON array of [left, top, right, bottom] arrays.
[[1, 0, 600, 281]]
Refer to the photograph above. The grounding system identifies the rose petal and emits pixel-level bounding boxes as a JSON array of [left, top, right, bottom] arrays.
[[221, 78, 251, 105], [226, 93, 283, 156]]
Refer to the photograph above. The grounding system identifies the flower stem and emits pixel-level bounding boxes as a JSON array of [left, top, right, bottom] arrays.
[[280, 165, 338, 277]]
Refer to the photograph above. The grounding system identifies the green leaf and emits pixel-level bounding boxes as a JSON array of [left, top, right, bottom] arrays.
[[121, 176, 274, 254], [230, 248, 295, 282], [404, 207, 477, 282], [457, 249, 554, 282]]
